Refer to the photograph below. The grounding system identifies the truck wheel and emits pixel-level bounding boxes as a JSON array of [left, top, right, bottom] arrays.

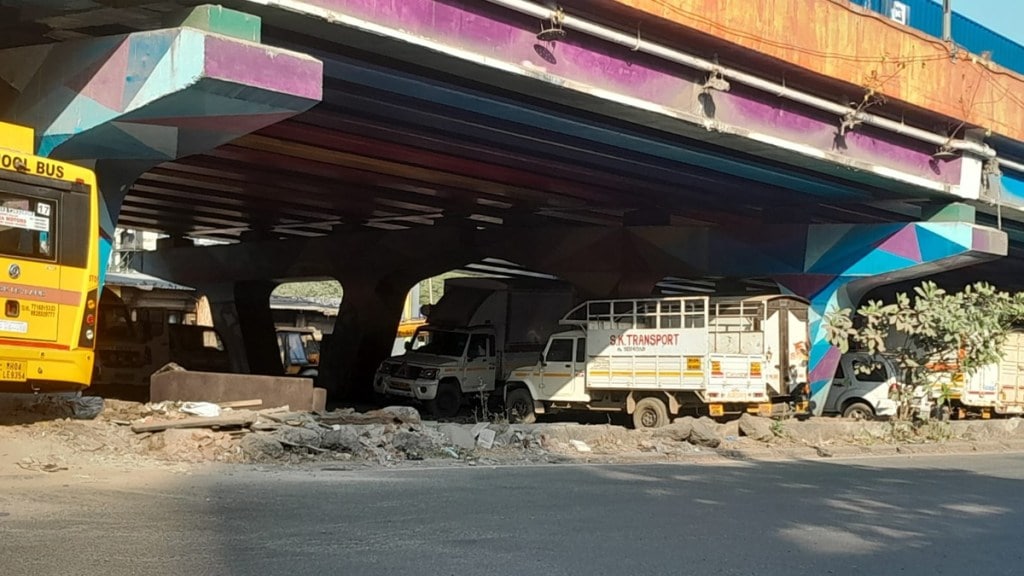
[[633, 397, 669, 429], [506, 388, 536, 424], [427, 381, 462, 419], [842, 402, 874, 420]]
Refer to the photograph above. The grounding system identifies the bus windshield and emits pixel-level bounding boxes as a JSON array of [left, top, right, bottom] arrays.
[[0, 192, 56, 260]]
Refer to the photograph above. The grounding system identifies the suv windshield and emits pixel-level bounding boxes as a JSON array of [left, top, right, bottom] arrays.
[[411, 329, 469, 357]]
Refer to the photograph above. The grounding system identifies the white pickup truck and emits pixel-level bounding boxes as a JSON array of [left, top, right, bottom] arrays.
[[504, 296, 776, 428], [373, 278, 574, 417]]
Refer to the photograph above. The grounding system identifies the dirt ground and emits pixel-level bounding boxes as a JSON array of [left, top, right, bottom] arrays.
[[3, 394, 1024, 481]]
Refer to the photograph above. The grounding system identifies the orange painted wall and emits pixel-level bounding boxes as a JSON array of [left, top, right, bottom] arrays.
[[603, 0, 1024, 142]]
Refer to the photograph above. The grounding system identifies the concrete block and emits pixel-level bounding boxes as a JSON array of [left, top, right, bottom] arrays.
[[312, 387, 327, 414], [166, 5, 262, 43], [150, 371, 319, 412]]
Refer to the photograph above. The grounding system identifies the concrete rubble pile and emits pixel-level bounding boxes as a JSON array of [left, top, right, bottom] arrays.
[[8, 394, 1024, 470], [127, 402, 565, 464]]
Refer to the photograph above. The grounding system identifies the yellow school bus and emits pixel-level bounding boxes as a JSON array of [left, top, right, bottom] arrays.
[[0, 122, 100, 392]]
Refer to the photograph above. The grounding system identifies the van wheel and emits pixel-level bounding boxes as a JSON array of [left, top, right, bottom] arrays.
[[506, 388, 536, 424], [633, 397, 669, 429], [843, 402, 874, 420], [427, 381, 462, 419]]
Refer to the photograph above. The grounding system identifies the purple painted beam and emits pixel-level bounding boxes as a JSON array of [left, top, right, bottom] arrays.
[[281, 0, 960, 188]]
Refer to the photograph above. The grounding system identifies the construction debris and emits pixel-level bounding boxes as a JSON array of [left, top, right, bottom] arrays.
[[17, 457, 68, 473], [179, 402, 222, 418], [6, 393, 1024, 472], [218, 399, 263, 409], [130, 412, 257, 433]]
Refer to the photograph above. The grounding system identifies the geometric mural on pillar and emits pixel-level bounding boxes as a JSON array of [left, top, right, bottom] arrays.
[[0, 28, 322, 161], [772, 221, 1006, 415], [0, 26, 323, 289]]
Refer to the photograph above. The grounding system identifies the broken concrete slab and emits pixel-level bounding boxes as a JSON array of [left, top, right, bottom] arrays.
[[273, 425, 322, 449], [438, 423, 477, 450], [654, 417, 693, 442], [738, 414, 775, 442], [321, 425, 362, 453], [689, 417, 723, 448], [320, 406, 422, 426], [241, 434, 285, 461]]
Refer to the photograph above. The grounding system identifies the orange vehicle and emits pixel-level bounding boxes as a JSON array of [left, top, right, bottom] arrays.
[[0, 122, 100, 392]]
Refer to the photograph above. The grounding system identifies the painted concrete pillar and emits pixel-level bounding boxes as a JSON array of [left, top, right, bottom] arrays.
[[772, 216, 1007, 413], [0, 6, 323, 287]]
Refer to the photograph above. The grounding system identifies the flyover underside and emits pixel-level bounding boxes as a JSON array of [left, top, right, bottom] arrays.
[[116, 0, 988, 241], [141, 221, 1008, 410], [1, 0, 1016, 414], [113, 1, 1013, 411]]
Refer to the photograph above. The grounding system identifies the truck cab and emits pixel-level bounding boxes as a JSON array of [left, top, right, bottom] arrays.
[[93, 290, 150, 388], [94, 289, 232, 392], [374, 325, 497, 417], [277, 326, 321, 377], [373, 278, 574, 417], [822, 352, 901, 419]]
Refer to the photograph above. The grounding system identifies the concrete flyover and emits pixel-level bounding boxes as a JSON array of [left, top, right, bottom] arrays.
[[3, 1, 1024, 409]]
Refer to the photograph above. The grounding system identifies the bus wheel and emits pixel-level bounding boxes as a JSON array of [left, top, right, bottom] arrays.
[[506, 388, 536, 424], [633, 397, 669, 429]]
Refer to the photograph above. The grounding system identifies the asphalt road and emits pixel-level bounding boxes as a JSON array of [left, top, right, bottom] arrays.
[[2, 453, 1024, 575]]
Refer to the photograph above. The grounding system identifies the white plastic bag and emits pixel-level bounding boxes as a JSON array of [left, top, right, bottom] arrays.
[[179, 402, 222, 418]]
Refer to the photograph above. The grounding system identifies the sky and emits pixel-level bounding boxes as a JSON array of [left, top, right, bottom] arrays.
[[938, 0, 1024, 43]]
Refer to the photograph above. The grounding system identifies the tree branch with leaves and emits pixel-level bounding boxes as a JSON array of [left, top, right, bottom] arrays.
[[824, 281, 1024, 419]]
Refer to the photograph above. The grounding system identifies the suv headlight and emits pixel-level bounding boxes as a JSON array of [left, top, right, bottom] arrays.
[[378, 363, 395, 375], [420, 368, 438, 379]]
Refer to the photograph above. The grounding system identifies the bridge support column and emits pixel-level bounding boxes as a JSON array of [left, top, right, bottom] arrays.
[[194, 280, 283, 376], [770, 211, 1006, 413], [0, 6, 322, 284], [197, 283, 250, 374], [319, 277, 414, 402], [234, 280, 283, 377]]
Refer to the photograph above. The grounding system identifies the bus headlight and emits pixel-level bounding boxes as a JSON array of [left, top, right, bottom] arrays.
[[85, 329, 94, 341]]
